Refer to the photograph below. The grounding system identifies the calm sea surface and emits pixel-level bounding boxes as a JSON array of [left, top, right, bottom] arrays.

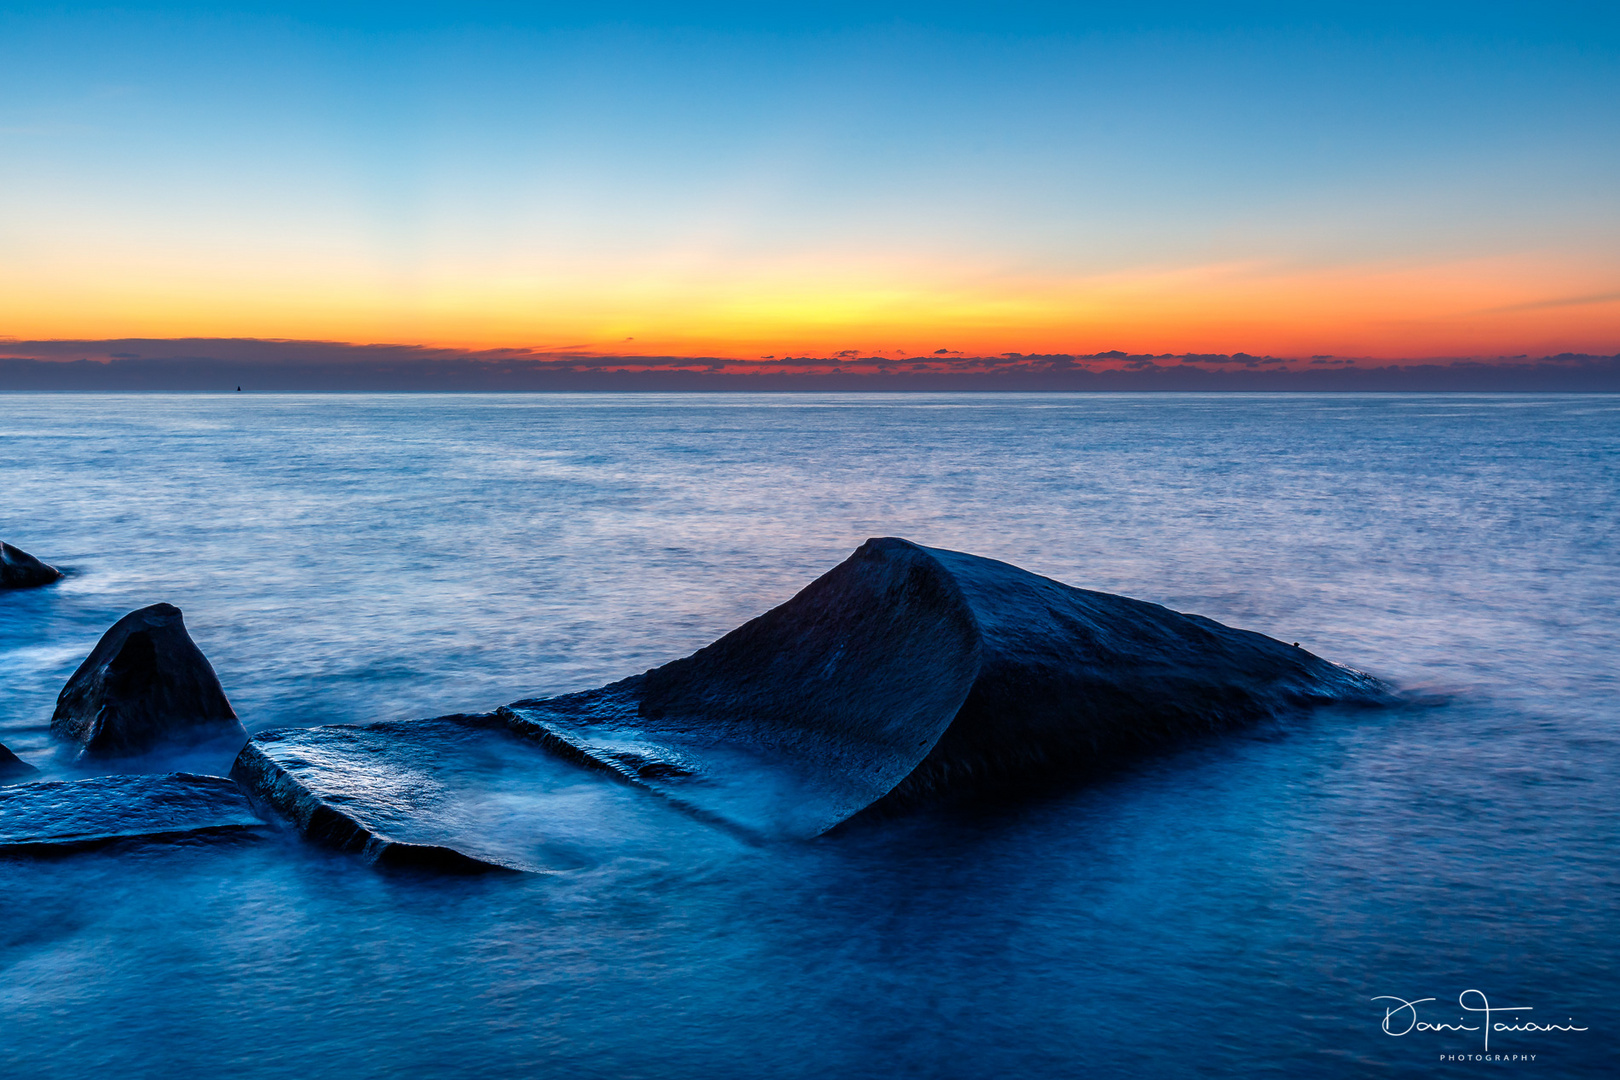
[[2, 393, 1616, 1077]]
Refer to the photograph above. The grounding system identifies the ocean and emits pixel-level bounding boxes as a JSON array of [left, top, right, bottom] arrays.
[[2, 392, 1616, 1077]]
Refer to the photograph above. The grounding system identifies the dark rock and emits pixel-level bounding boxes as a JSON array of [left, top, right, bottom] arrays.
[[233, 538, 1392, 867], [1, 742, 39, 784], [0, 772, 263, 851], [0, 541, 63, 589], [230, 714, 737, 872], [875, 542, 1390, 807], [51, 604, 248, 761], [503, 538, 1390, 838]]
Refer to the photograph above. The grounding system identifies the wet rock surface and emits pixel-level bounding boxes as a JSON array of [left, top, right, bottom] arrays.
[[231, 538, 1390, 864], [231, 714, 738, 872], [0, 772, 264, 850], [0, 541, 63, 590], [505, 538, 1390, 838], [52, 603, 248, 761], [1, 741, 39, 784], [879, 542, 1390, 807]]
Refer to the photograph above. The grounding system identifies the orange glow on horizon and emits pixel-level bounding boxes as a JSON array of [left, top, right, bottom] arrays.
[[4, 250, 1616, 360]]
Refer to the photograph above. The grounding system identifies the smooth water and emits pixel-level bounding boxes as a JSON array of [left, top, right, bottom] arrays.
[[2, 393, 1615, 1077]]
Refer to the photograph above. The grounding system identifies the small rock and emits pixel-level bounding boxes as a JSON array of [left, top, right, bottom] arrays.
[[0, 541, 63, 590], [0, 741, 39, 784], [51, 604, 248, 760]]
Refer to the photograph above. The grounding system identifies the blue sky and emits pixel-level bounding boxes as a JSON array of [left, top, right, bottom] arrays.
[[3, 2, 1616, 357]]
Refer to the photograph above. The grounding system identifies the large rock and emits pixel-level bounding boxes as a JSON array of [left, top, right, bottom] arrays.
[[51, 604, 248, 761], [1, 541, 63, 589], [0, 741, 39, 784], [502, 538, 1390, 838], [0, 772, 263, 851], [232, 538, 1392, 865], [230, 714, 739, 872]]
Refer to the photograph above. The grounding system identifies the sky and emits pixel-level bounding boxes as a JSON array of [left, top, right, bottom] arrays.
[[3, 2, 1618, 362]]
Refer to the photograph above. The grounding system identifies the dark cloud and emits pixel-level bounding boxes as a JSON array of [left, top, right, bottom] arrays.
[[1, 339, 1616, 391]]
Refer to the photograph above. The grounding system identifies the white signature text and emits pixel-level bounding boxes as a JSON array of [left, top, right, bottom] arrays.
[[1373, 990, 1587, 1053]]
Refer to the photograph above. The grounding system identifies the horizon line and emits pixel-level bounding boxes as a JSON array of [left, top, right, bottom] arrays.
[[4, 337, 1619, 393]]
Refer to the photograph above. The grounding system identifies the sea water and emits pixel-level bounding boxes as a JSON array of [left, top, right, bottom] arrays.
[[2, 393, 1616, 1077]]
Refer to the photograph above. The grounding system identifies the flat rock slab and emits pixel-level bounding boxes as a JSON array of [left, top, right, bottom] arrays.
[[0, 773, 264, 851], [501, 689, 866, 843], [232, 715, 741, 873]]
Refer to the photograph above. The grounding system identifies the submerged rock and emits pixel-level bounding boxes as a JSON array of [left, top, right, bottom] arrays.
[[502, 538, 1390, 838], [51, 604, 248, 761], [1, 541, 63, 590], [1, 742, 39, 784], [0, 772, 263, 850], [230, 714, 738, 872]]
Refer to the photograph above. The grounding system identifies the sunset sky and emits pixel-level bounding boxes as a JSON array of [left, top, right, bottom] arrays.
[[3, 3, 1617, 361]]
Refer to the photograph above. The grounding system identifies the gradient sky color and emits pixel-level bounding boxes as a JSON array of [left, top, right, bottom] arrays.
[[3, 3, 1618, 359]]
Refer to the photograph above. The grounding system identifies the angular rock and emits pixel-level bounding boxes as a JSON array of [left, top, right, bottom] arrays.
[[1, 741, 39, 784], [1, 541, 63, 590], [233, 538, 1392, 868], [0, 772, 263, 850], [231, 714, 738, 872], [502, 538, 1390, 838], [51, 604, 247, 761]]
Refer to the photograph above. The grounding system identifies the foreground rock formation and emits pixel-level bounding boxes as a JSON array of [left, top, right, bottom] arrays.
[[1, 541, 63, 590], [52, 604, 248, 761], [234, 539, 1390, 859], [501, 538, 1388, 837], [1, 742, 39, 784], [0, 772, 263, 850]]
